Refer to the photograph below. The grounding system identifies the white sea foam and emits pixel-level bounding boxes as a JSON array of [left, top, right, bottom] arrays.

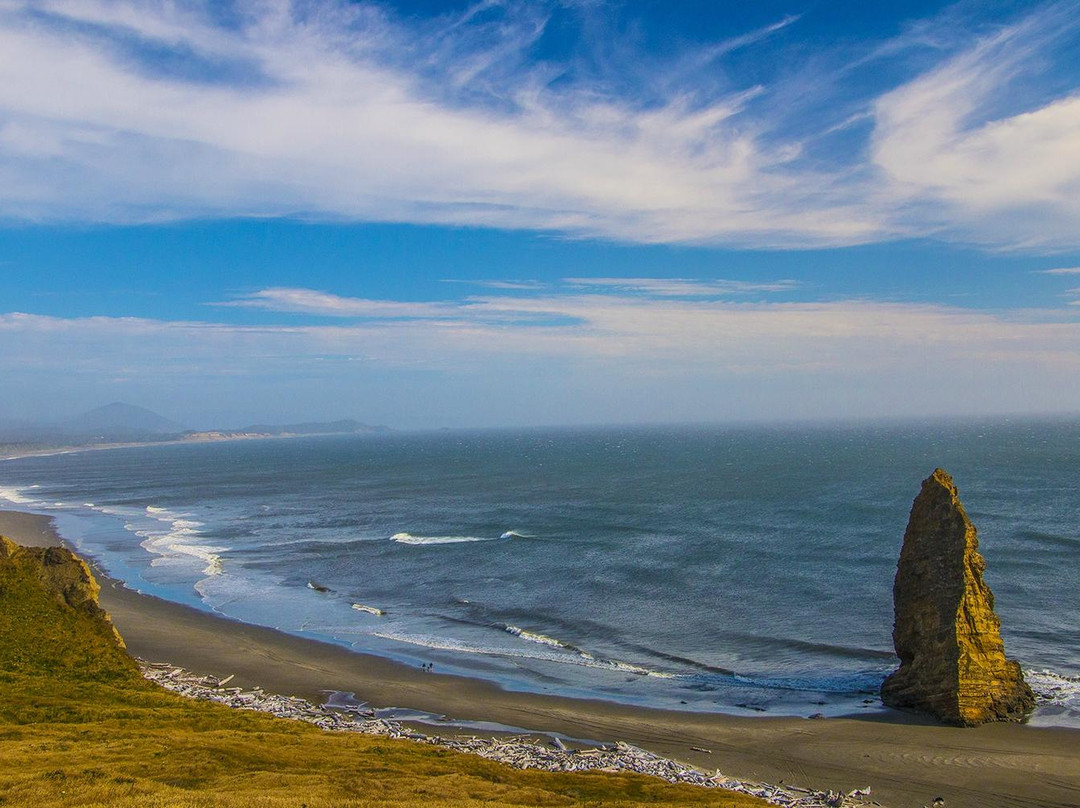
[[504, 624, 572, 650], [94, 504, 147, 519], [0, 486, 226, 582], [134, 505, 226, 577], [391, 532, 501, 545], [193, 570, 290, 612], [1026, 669, 1080, 712], [375, 630, 672, 678], [0, 484, 43, 506]]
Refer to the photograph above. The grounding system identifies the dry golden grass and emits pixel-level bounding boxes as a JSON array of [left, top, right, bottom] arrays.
[[0, 540, 764, 807]]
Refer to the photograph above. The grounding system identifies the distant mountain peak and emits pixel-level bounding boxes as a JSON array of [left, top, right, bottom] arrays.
[[66, 402, 184, 437]]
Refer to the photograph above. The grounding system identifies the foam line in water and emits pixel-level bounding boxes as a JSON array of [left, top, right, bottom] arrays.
[[0, 484, 43, 506], [134, 504, 227, 577], [0, 487, 225, 579], [94, 504, 147, 518], [500, 624, 885, 694], [374, 630, 674, 678], [504, 624, 573, 650], [390, 531, 513, 545]]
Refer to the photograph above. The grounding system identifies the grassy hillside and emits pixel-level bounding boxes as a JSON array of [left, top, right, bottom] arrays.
[[0, 536, 762, 807]]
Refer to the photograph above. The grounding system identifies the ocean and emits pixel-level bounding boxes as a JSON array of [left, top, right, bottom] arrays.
[[2, 419, 1078, 725]]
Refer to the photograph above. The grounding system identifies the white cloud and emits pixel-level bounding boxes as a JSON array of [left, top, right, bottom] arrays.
[[564, 277, 799, 296], [216, 288, 461, 319], [3, 290, 1080, 426], [442, 279, 548, 291], [216, 286, 578, 324], [0, 2, 1077, 250], [1040, 267, 1080, 275], [0, 0, 882, 246], [217, 280, 800, 319], [871, 6, 1080, 249]]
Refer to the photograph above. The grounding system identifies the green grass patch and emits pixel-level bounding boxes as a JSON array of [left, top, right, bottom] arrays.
[[0, 538, 763, 807]]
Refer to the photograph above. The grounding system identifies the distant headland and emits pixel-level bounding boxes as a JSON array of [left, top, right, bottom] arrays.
[[0, 401, 390, 459]]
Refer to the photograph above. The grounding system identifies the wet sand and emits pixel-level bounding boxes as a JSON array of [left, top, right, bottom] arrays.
[[3, 509, 1078, 808]]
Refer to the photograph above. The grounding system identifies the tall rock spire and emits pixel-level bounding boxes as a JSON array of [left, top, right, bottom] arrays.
[[881, 469, 1034, 726]]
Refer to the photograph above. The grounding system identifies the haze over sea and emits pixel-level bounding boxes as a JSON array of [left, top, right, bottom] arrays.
[[2, 419, 1078, 725]]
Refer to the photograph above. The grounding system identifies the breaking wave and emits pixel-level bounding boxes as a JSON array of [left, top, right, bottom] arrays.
[[391, 531, 513, 545], [504, 624, 574, 650], [1026, 669, 1080, 713], [0, 484, 227, 579], [375, 629, 674, 678], [0, 484, 42, 506], [135, 505, 226, 577]]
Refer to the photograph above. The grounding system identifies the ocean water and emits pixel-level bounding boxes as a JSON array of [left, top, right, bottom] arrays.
[[2, 419, 1078, 725]]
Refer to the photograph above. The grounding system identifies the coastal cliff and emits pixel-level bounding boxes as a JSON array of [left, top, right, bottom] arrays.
[[0, 535, 134, 679], [1, 537, 111, 621], [881, 469, 1035, 726], [0, 532, 762, 807]]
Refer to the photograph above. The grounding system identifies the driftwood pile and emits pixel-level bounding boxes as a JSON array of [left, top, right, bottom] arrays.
[[139, 660, 880, 808]]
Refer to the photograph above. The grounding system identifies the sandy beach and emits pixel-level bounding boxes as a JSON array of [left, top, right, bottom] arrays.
[[3, 508, 1078, 808]]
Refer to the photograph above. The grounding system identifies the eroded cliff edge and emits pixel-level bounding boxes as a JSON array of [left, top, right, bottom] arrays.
[[0, 535, 135, 679]]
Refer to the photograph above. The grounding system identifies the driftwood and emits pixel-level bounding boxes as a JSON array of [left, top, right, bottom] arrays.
[[139, 660, 881, 808]]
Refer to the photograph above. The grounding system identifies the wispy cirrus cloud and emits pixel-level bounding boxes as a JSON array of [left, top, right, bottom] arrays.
[[871, 3, 1080, 250], [218, 278, 801, 321], [0, 0, 877, 246], [564, 277, 799, 297], [216, 288, 460, 319], [216, 285, 588, 326], [1034, 266, 1080, 305], [443, 279, 548, 291], [0, 1, 1078, 250]]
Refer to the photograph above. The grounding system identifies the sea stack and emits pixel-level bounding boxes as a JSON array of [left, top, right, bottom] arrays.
[[881, 469, 1034, 726]]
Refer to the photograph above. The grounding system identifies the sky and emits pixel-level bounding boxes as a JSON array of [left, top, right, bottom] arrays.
[[1, 0, 1080, 429]]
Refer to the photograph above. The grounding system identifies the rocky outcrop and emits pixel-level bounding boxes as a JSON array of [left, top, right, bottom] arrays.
[[881, 469, 1034, 726], [0, 535, 125, 648]]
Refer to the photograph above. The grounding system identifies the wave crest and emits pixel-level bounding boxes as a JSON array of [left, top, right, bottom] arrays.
[[0, 484, 43, 506], [377, 628, 673, 678], [1026, 669, 1080, 712], [135, 505, 226, 577], [391, 531, 516, 545], [504, 624, 574, 650]]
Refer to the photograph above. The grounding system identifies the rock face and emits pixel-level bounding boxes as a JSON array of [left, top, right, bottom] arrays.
[[881, 469, 1034, 726], [0, 535, 125, 647]]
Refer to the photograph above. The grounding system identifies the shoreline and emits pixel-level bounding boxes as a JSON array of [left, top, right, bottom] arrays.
[[140, 660, 873, 808], [3, 509, 1079, 808], [0, 428, 380, 463]]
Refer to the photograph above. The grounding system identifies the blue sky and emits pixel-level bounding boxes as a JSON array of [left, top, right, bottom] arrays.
[[1, 0, 1080, 428]]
